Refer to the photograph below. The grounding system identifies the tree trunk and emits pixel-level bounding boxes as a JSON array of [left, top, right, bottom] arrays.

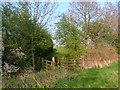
[[32, 50, 35, 71]]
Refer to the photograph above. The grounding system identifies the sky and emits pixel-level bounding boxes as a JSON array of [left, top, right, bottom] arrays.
[[1, 0, 119, 2], [48, 2, 69, 36]]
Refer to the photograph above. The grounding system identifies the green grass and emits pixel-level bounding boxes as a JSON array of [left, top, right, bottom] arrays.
[[48, 46, 69, 57], [53, 61, 118, 88], [2, 61, 118, 88], [47, 46, 69, 57]]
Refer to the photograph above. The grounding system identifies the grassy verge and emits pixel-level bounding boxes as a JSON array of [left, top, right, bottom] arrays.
[[2, 61, 118, 88], [53, 61, 118, 88]]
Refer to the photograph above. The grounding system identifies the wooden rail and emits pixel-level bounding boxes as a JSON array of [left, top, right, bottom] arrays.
[[42, 57, 84, 70], [42, 60, 51, 69], [61, 60, 82, 70], [42, 59, 56, 70]]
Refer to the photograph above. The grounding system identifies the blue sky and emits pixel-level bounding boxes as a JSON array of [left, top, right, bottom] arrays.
[[57, 2, 69, 13], [1, 0, 118, 2], [48, 2, 69, 37]]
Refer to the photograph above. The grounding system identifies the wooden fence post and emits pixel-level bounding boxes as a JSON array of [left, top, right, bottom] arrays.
[[51, 57, 55, 70]]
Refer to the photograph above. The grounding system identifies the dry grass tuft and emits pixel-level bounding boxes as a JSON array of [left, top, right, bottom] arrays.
[[80, 45, 118, 69]]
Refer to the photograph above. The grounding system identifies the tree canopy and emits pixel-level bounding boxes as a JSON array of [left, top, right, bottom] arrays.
[[2, 2, 57, 70], [55, 14, 85, 58]]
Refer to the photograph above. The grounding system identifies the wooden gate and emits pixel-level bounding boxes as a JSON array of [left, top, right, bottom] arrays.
[[42, 59, 56, 70]]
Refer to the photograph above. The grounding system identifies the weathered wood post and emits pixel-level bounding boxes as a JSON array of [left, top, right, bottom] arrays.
[[51, 57, 55, 70]]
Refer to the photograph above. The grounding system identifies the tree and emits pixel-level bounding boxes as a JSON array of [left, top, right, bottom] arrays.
[[55, 14, 85, 58], [25, 1, 58, 28], [101, 2, 118, 46], [2, 2, 56, 71], [68, 1, 118, 48], [68, 0, 100, 46], [88, 19, 113, 47]]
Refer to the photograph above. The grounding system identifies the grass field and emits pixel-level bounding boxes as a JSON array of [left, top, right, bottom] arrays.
[[53, 61, 118, 88], [53, 46, 69, 57], [2, 60, 118, 88]]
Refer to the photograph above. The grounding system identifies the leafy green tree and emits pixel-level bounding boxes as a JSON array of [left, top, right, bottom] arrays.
[[2, 2, 54, 70], [55, 14, 85, 58], [88, 20, 110, 46]]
